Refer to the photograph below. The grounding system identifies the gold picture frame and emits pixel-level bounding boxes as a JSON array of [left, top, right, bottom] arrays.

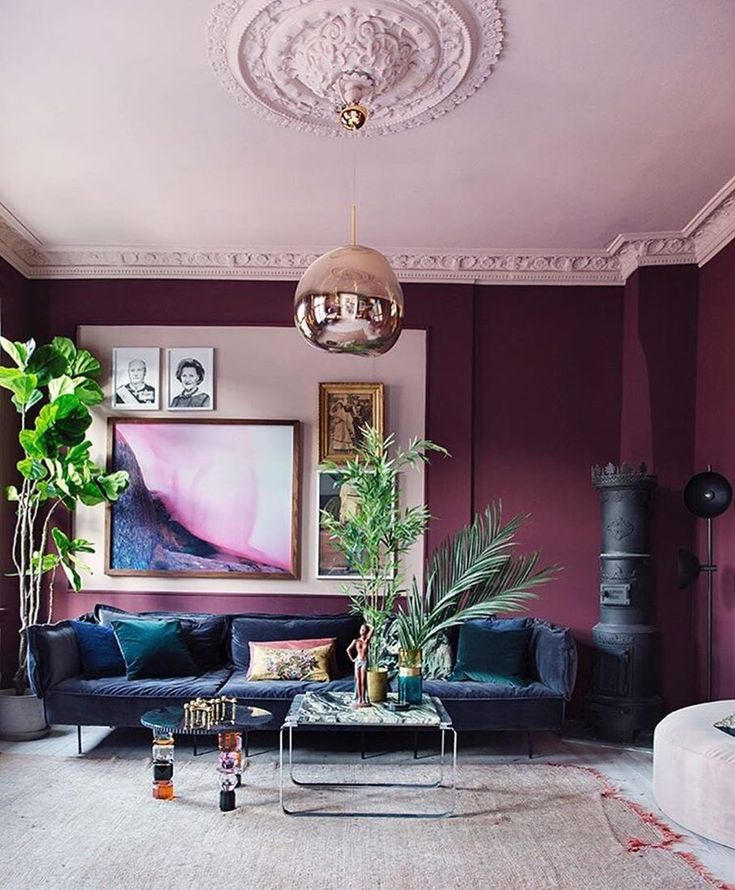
[[318, 382, 385, 463]]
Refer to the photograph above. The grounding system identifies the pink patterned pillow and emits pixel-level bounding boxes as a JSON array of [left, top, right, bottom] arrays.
[[246, 638, 337, 681]]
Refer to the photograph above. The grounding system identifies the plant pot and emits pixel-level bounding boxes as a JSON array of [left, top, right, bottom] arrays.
[[0, 689, 49, 741], [398, 648, 423, 705], [367, 669, 389, 703]]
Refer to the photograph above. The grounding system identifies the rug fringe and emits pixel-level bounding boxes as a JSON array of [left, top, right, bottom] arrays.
[[544, 762, 734, 889], [675, 852, 735, 890]]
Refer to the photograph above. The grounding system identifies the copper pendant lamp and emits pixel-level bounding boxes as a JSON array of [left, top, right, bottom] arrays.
[[294, 97, 404, 356]]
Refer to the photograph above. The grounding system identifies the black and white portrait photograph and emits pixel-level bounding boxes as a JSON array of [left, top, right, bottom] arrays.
[[167, 347, 214, 410], [112, 347, 160, 410]]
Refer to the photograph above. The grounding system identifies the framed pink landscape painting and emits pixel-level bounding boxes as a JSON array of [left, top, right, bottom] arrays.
[[106, 418, 300, 579]]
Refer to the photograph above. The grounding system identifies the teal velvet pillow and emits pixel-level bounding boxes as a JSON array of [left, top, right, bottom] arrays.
[[450, 621, 531, 686], [111, 618, 198, 680]]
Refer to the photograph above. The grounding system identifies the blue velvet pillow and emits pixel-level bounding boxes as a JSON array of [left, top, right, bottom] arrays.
[[450, 621, 531, 686], [96, 604, 227, 672], [70, 620, 126, 679], [110, 618, 198, 681]]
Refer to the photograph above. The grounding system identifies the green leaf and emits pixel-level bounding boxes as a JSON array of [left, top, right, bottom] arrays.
[[48, 375, 76, 402], [31, 553, 60, 574], [76, 481, 108, 506], [5, 485, 20, 502], [17, 458, 47, 480], [72, 376, 104, 406], [19, 429, 46, 459], [0, 367, 39, 407], [0, 337, 33, 369], [98, 470, 129, 500], [70, 349, 101, 379], [26, 344, 68, 385], [24, 388, 43, 410], [51, 527, 70, 554], [34, 394, 91, 451], [69, 537, 95, 554], [51, 337, 76, 363]]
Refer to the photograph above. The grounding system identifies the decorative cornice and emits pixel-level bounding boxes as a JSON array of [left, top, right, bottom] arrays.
[[1, 176, 734, 286]]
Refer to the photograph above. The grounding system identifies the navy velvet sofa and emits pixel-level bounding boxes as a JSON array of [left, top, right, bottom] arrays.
[[26, 608, 577, 745]]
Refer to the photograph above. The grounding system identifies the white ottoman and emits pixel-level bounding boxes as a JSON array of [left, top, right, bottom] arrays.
[[653, 700, 735, 849]]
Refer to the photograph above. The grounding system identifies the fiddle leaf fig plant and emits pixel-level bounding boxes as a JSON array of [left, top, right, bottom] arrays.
[[1, 336, 129, 692]]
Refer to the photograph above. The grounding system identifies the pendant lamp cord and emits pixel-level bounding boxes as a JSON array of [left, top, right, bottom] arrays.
[[351, 130, 358, 246]]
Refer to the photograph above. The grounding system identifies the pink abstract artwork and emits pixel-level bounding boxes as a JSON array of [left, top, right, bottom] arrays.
[[107, 419, 299, 578]]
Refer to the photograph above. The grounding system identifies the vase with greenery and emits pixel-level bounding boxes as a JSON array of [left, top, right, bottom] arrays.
[[0, 336, 129, 701], [320, 425, 447, 701], [394, 504, 558, 703]]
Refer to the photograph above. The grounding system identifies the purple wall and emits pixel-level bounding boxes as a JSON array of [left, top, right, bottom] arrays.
[[0, 257, 33, 684], [0, 262, 712, 714], [695, 238, 735, 701], [472, 285, 624, 712], [628, 266, 699, 710]]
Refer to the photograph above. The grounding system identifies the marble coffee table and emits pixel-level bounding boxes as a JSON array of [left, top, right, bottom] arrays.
[[279, 690, 457, 818]]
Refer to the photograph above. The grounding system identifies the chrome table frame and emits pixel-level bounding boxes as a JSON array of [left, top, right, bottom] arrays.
[[279, 694, 458, 818]]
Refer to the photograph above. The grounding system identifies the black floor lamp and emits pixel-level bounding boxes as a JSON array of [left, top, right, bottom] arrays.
[[678, 467, 732, 701]]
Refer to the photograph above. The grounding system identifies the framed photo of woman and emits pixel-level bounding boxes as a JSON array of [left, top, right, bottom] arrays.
[[167, 348, 214, 411], [318, 382, 384, 463]]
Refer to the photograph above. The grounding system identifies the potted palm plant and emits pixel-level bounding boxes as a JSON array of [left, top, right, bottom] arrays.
[[394, 504, 558, 703], [320, 426, 446, 702], [0, 336, 129, 739]]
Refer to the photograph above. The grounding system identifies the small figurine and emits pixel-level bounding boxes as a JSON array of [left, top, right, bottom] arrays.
[[347, 623, 374, 708]]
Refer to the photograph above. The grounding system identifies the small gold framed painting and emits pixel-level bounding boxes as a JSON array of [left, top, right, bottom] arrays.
[[318, 382, 385, 463]]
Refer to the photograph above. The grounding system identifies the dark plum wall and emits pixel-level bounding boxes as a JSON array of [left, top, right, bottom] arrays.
[[0, 259, 714, 715], [0, 257, 33, 684], [472, 285, 624, 713], [695, 238, 735, 701], [622, 267, 699, 711]]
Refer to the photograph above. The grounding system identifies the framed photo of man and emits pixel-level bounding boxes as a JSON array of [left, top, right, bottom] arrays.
[[318, 382, 384, 463], [167, 348, 214, 411], [112, 347, 160, 410]]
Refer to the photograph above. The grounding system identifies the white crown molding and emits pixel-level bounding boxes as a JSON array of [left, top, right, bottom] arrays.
[[2, 177, 734, 286]]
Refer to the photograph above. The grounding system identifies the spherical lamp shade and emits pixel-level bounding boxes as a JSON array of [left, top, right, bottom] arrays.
[[683, 471, 733, 518], [294, 244, 404, 355]]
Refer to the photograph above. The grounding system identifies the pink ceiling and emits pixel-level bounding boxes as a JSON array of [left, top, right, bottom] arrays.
[[0, 0, 733, 254]]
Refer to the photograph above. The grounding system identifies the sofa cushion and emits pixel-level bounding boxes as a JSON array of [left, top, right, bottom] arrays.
[[230, 614, 360, 676], [247, 639, 336, 681], [51, 667, 231, 699], [421, 679, 560, 700], [529, 622, 578, 700], [96, 604, 228, 672], [111, 618, 198, 680], [69, 620, 126, 679], [450, 622, 531, 685], [220, 673, 355, 700]]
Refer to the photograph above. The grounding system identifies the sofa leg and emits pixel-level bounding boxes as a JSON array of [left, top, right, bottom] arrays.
[[413, 730, 419, 759], [527, 731, 533, 760], [193, 736, 198, 757], [77, 725, 83, 756]]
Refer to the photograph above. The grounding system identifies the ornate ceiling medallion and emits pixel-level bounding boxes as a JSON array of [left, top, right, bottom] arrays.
[[207, 0, 504, 136]]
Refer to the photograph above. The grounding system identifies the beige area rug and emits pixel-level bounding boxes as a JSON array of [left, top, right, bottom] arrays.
[[0, 753, 730, 890]]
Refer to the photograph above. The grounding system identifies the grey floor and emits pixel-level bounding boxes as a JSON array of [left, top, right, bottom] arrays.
[[2, 724, 735, 884]]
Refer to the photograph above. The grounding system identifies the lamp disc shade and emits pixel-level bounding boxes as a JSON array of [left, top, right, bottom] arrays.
[[677, 548, 701, 589], [683, 471, 733, 518], [294, 244, 404, 356]]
